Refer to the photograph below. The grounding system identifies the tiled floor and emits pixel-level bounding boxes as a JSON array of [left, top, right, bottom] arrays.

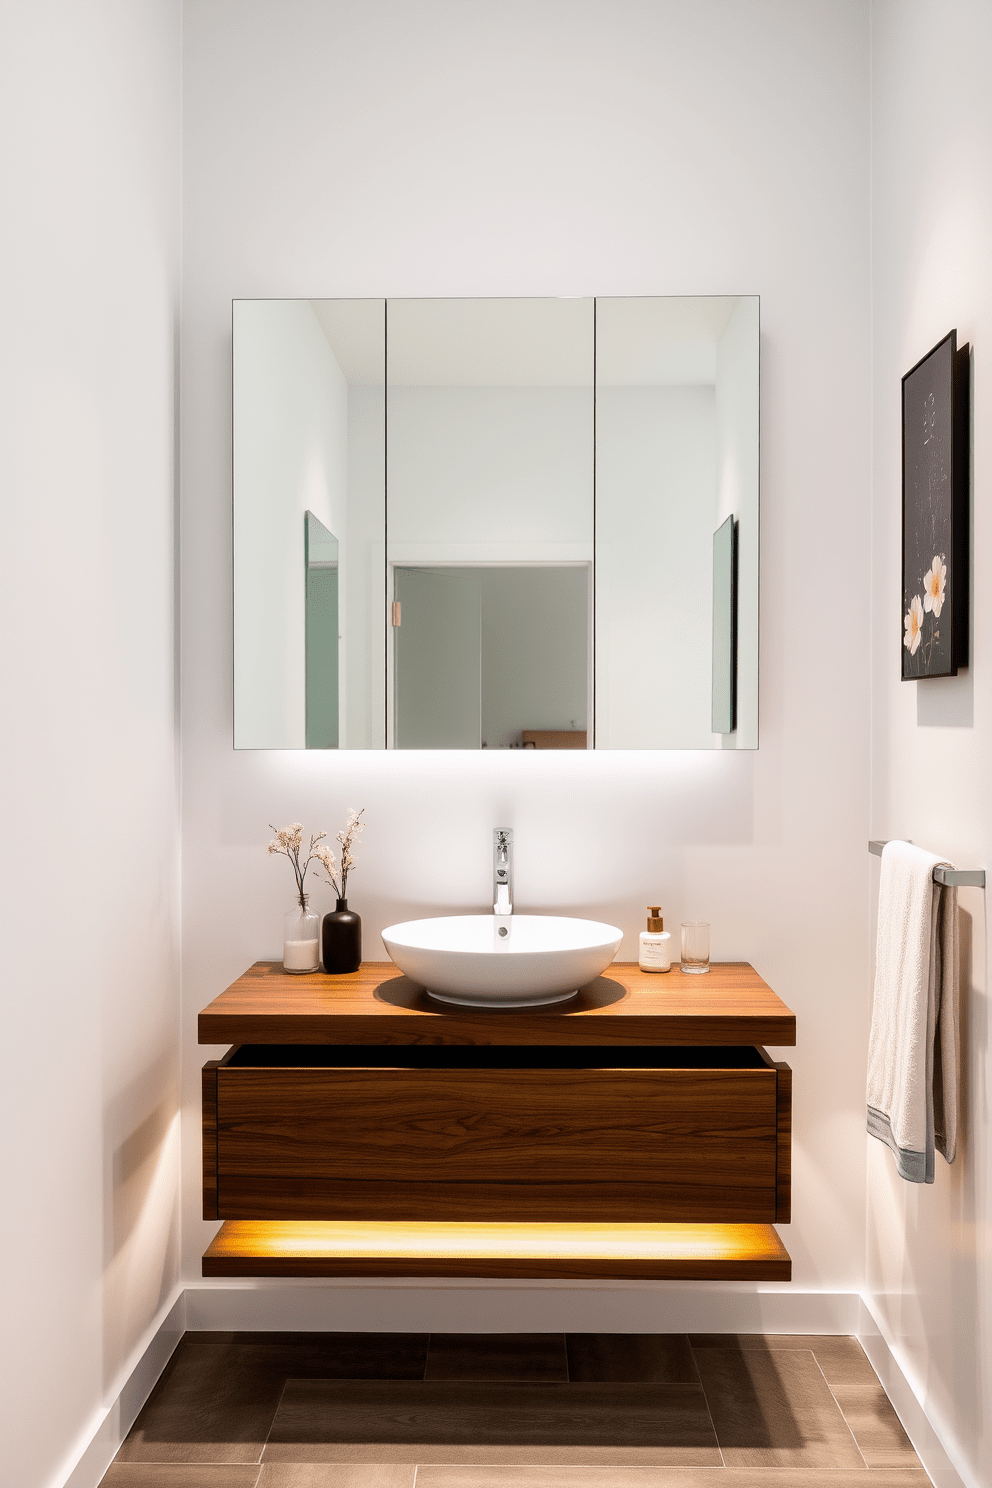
[[100, 1332, 929, 1487]]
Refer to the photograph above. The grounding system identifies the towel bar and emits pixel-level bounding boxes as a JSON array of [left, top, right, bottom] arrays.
[[868, 840, 986, 889]]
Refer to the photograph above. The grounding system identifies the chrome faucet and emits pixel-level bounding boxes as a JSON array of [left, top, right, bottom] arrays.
[[493, 828, 513, 916]]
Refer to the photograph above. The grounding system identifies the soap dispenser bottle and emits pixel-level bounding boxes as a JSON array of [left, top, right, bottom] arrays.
[[639, 906, 672, 972]]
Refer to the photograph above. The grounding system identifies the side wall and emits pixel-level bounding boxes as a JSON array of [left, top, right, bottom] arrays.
[[868, 4, 992, 1486], [0, 4, 183, 1488], [182, 0, 872, 1311]]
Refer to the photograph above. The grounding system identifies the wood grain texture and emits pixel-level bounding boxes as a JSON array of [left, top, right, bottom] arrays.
[[216, 1175, 777, 1224], [774, 1059, 793, 1224], [197, 961, 796, 1047], [201, 1219, 792, 1280], [266, 1377, 718, 1455], [201, 1060, 220, 1220], [215, 1066, 777, 1185]]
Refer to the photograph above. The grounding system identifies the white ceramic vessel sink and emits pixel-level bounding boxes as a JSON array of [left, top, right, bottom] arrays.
[[381, 914, 624, 1008]]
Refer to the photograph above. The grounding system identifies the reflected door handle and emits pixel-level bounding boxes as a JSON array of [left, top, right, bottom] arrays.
[[391, 602, 401, 627]]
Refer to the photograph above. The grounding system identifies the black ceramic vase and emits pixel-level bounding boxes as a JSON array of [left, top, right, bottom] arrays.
[[322, 898, 362, 973]]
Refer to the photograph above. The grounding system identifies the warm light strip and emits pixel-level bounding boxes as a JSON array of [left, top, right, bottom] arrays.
[[207, 1220, 784, 1263]]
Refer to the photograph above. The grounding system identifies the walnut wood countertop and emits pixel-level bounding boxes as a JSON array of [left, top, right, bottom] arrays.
[[198, 960, 795, 1047]]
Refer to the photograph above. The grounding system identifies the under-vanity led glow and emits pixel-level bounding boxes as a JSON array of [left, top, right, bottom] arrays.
[[204, 1221, 791, 1281]]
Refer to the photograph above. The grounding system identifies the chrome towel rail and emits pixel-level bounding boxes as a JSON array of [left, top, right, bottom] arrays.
[[868, 840, 986, 889]]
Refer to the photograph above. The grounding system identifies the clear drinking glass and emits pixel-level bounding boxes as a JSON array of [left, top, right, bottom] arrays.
[[680, 921, 710, 974], [283, 895, 320, 973]]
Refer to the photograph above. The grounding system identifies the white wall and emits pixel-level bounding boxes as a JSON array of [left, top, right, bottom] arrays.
[[0, 5, 182, 1488], [233, 299, 348, 748], [868, 4, 992, 1485], [182, 0, 873, 1306]]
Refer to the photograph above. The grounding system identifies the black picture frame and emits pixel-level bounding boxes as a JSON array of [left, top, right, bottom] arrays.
[[901, 330, 970, 679]]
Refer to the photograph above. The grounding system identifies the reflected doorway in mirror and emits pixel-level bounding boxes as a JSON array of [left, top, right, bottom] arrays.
[[390, 564, 590, 750], [304, 510, 339, 748]]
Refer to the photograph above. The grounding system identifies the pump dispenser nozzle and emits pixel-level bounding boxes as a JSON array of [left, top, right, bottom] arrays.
[[647, 907, 664, 932]]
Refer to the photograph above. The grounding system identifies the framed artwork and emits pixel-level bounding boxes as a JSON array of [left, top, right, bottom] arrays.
[[902, 330, 970, 679]]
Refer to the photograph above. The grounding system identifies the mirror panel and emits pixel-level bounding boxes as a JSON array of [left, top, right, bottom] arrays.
[[594, 296, 758, 748], [233, 298, 385, 749], [232, 296, 757, 750], [386, 298, 594, 749]]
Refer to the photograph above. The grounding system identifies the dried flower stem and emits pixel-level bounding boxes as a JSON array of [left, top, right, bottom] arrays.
[[266, 822, 327, 910], [317, 807, 366, 900]]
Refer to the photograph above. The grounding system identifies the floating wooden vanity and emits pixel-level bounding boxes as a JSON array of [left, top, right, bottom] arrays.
[[200, 960, 795, 1280]]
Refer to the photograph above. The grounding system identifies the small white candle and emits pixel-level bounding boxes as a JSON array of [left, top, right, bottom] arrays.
[[284, 938, 319, 972]]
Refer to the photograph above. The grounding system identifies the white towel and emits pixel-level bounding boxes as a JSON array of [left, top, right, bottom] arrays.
[[867, 839, 960, 1183]]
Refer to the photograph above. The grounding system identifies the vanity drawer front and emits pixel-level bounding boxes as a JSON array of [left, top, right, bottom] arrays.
[[213, 1064, 780, 1219]]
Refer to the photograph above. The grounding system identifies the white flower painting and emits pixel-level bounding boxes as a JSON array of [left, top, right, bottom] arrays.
[[904, 594, 924, 656], [903, 555, 947, 666], [901, 331, 965, 679], [923, 555, 947, 617]]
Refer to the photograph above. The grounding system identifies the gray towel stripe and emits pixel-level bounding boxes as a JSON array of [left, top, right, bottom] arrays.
[[867, 1105, 932, 1184]]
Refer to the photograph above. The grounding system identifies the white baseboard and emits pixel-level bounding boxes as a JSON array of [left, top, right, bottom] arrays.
[[184, 1281, 861, 1335], [858, 1297, 972, 1488], [54, 1289, 185, 1488]]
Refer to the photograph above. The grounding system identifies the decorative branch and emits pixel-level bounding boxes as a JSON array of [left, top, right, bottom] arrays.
[[266, 822, 328, 910], [316, 807, 366, 900]]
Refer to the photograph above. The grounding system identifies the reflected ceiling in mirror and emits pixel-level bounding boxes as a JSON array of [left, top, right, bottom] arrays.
[[233, 296, 757, 750]]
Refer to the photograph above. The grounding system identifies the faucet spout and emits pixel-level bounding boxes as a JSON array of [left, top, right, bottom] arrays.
[[493, 828, 513, 916]]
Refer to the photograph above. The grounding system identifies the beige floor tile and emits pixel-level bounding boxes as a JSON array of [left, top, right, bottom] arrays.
[[188, 1332, 425, 1356], [114, 1342, 285, 1464], [263, 1379, 720, 1467], [690, 1334, 850, 1352], [425, 1335, 567, 1382], [266, 1449, 724, 1469], [809, 1338, 884, 1390], [116, 1334, 429, 1465], [830, 1383, 923, 1470], [690, 1332, 916, 1437], [257, 1466, 416, 1487], [177, 1333, 430, 1379], [100, 1468, 261, 1487], [566, 1334, 699, 1383], [414, 1471, 929, 1488], [693, 1347, 865, 1470]]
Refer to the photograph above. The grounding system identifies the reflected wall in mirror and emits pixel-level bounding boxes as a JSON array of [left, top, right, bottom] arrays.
[[595, 296, 758, 748], [233, 298, 384, 748], [232, 296, 758, 749]]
